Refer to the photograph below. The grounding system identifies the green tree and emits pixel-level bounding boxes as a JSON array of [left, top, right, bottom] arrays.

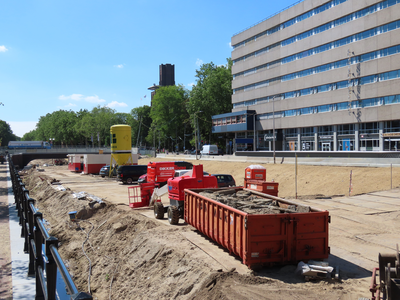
[[129, 105, 151, 147], [0, 120, 18, 146], [22, 130, 38, 141], [187, 59, 233, 145], [35, 110, 79, 145], [150, 85, 189, 151], [74, 106, 118, 146]]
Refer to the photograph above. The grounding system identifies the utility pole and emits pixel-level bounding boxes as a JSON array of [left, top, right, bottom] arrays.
[[273, 96, 276, 164], [136, 116, 142, 148], [195, 111, 202, 160]]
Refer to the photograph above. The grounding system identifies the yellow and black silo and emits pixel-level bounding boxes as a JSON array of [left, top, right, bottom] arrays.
[[110, 125, 133, 166]]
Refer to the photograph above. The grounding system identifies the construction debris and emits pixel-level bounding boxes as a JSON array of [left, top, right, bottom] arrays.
[[296, 261, 338, 281], [198, 189, 311, 214]]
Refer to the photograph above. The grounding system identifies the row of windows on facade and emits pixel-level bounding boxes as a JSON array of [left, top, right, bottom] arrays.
[[214, 94, 400, 127], [212, 115, 247, 126], [257, 140, 386, 151], [233, 16, 400, 72], [233, 68, 400, 110], [233, 0, 398, 65], [234, 42, 400, 88], [233, 0, 348, 50], [233, 121, 400, 138]]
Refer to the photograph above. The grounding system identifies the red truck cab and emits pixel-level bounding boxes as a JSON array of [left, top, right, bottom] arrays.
[[154, 164, 218, 225], [146, 161, 192, 186]]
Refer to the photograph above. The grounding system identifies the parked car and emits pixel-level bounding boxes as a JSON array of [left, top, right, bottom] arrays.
[[99, 165, 117, 178], [117, 165, 148, 184], [211, 174, 236, 188], [138, 173, 147, 183], [173, 170, 209, 177], [200, 145, 218, 155]]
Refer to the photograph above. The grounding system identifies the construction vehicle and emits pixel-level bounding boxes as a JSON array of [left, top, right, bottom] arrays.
[[153, 164, 218, 225], [370, 244, 400, 300], [127, 161, 193, 208], [145, 161, 193, 186]]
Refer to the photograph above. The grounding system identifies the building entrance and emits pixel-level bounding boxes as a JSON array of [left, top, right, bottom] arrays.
[[322, 143, 331, 151]]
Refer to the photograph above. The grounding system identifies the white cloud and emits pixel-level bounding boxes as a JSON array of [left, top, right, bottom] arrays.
[[8, 121, 37, 137], [187, 82, 195, 87], [59, 94, 83, 101], [0, 45, 8, 52], [85, 95, 106, 103], [107, 101, 128, 108], [58, 94, 105, 103], [228, 42, 232, 48], [114, 64, 124, 68], [195, 58, 203, 67], [64, 103, 77, 108]]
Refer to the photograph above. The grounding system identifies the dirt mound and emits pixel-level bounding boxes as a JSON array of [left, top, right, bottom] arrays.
[[191, 270, 272, 300], [22, 171, 227, 299]]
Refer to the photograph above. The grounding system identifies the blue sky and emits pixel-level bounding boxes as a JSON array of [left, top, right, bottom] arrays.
[[0, 0, 300, 137]]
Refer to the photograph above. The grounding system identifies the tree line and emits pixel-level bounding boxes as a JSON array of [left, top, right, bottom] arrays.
[[2, 60, 232, 151]]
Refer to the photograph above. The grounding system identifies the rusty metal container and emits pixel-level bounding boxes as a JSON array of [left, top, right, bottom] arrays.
[[184, 188, 330, 269], [245, 180, 279, 196]]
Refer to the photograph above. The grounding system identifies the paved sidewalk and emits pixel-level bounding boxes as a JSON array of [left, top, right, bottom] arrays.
[[0, 163, 35, 299]]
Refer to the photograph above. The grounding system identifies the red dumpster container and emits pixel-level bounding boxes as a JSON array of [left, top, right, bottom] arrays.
[[245, 180, 279, 197], [184, 188, 329, 269]]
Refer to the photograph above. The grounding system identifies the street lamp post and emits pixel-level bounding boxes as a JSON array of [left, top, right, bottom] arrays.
[[272, 96, 276, 164], [194, 111, 202, 160], [253, 114, 256, 151]]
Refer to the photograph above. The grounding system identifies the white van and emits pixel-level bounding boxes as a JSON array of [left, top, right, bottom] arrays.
[[200, 145, 218, 155]]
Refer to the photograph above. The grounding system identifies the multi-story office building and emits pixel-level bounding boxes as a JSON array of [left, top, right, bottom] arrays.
[[212, 0, 400, 151]]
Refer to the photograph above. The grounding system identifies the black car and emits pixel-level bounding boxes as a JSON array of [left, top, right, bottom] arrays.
[[117, 165, 148, 184], [211, 174, 236, 188], [99, 165, 117, 178]]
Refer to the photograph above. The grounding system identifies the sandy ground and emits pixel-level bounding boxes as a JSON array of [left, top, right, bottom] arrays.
[[139, 157, 400, 198], [8, 157, 400, 299]]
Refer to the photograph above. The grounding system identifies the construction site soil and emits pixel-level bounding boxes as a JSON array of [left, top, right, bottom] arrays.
[[18, 157, 400, 299]]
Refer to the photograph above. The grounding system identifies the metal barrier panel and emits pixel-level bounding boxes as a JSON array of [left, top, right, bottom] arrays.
[[128, 186, 142, 208]]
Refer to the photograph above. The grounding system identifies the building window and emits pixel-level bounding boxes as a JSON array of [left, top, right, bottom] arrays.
[[385, 121, 400, 132], [360, 122, 379, 134], [301, 127, 315, 136], [285, 128, 298, 138], [338, 124, 355, 135], [234, 17, 400, 69], [318, 126, 333, 135]]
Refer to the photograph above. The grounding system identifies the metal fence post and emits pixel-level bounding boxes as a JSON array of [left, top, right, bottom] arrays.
[[22, 186, 30, 253], [45, 237, 59, 300], [17, 178, 23, 223], [34, 211, 45, 300], [27, 198, 36, 277]]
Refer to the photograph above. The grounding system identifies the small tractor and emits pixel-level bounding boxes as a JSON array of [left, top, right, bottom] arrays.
[[154, 164, 218, 225]]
